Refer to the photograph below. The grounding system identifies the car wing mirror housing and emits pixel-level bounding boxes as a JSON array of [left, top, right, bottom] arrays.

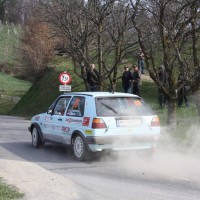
[[47, 109, 53, 115]]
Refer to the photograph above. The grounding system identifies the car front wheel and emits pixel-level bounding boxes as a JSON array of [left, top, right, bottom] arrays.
[[73, 135, 90, 161], [31, 126, 42, 148]]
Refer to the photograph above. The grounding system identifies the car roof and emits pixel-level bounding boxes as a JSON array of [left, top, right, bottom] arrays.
[[59, 92, 141, 98]]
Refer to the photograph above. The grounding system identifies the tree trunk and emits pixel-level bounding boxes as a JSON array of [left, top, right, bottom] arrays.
[[98, 24, 103, 91], [192, 93, 200, 120], [167, 98, 177, 129]]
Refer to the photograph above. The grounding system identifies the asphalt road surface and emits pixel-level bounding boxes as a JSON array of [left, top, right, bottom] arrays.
[[0, 115, 200, 200]]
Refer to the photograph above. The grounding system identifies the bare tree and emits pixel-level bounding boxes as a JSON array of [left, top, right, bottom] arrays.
[[130, 0, 200, 127], [40, 0, 137, 91], [39, 0, 96, 89]]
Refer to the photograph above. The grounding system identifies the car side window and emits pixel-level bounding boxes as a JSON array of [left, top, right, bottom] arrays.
[[53, 97, 71, 115], [67, 96, 85, 117]]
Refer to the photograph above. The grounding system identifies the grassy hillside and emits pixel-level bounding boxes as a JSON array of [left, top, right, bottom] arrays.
[[9, 66, 85, 117], [0, 72, 31, 115], [0, 72, 31, 96]]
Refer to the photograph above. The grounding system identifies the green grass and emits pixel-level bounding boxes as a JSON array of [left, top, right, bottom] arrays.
[[0, 72, 31, 114], [0, 178, 24, 200], [0, 100, 15, 115], [0, 25, 20, 65], [0, 72, 31, 96]]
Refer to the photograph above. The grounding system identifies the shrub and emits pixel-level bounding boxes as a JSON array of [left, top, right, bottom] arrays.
[[18, 19, 54, 81]]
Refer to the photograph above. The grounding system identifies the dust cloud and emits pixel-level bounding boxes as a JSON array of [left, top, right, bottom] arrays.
[[100, 124, 200, 183]]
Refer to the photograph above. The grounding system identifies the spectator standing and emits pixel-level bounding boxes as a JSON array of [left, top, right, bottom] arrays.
[[87, 64, 100, 91], [122, 66, 132, 93], [132, 65, 141, 97], [137, 48, 145, 74], [158, 65, 167, 108], [178, 73, 189, 107]]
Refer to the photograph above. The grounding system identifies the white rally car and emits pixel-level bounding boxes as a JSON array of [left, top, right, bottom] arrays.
[[28, 92, 160, 161]]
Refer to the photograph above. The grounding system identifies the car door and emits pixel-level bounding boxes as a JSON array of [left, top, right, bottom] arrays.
[[44, 96, 71, 143], [65, 96, 86, 142], [42, 100, 56, 139]]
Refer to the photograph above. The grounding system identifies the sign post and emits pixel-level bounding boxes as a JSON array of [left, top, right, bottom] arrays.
[[59, 71, 72, 92]]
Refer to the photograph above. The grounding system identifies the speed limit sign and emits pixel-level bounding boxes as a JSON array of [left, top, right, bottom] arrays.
[[59, 72, 72, 85]]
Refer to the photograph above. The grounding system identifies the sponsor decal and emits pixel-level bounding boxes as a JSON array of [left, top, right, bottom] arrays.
[[44, 116, 52, 122], [43, 123, 54, 129], [62, 126, 70, 133], [82, 117, 90, 126], [53, 125, 62, 131], [66, 118, 82, 124], [85, 130, 92, 135]]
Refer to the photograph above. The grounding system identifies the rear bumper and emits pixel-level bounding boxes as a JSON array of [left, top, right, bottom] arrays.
[[86, 134, 160, 152], [86, 134, 159, 144]]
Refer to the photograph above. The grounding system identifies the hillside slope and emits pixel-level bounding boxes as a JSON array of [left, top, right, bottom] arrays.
[[9, 68, 84, 117]]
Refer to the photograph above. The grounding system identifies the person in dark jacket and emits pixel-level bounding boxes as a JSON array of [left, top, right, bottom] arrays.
[[122, 66, 132, 93], [87, 64, 100, 91], [132, 65, 141, 97], [178, 73, 189, 107]]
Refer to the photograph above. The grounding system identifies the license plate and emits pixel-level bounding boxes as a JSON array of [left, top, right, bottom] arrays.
[[116, 119, 142, 127]]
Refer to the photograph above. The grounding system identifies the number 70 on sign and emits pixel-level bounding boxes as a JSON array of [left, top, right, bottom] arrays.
[[59, 72, 72, 85]]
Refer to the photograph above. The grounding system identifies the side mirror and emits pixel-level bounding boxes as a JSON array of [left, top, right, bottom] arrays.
[[47, 109, 53, 115]]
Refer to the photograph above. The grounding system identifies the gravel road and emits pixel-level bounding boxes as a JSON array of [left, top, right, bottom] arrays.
[[0, 158, 78, 200]]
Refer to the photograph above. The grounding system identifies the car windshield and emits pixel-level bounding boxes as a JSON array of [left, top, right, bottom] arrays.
[[95, 97, 154, 116]]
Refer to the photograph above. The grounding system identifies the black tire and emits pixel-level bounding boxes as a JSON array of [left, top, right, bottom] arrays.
[[31, 126, 43, 148], [73, 134, 90, 161]]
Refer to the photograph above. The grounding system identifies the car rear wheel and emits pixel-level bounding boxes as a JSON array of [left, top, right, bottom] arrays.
[[73, 135, 90, 161], [31, 126, 42, 148]]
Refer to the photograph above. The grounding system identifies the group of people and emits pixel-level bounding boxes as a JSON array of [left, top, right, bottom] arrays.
[[122, 65, 142, 97], [120, 48, 144, 96], [86, 61, 189, 108], [87, 49, 146, 93], [86, 63, 142, 97]]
